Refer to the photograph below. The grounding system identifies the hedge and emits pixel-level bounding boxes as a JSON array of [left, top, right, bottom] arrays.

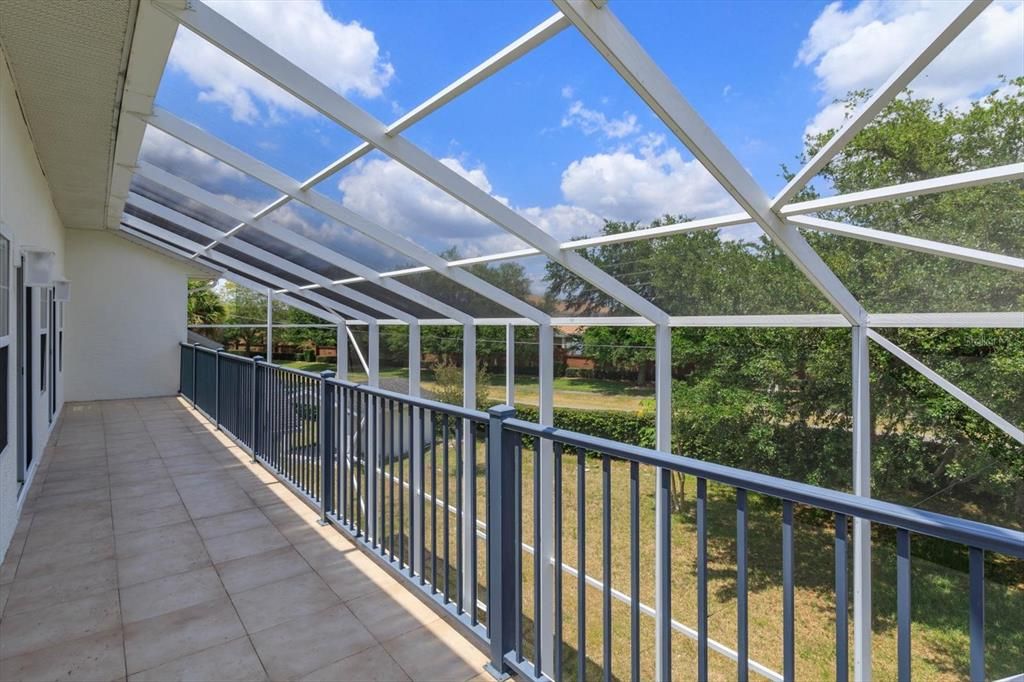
[[493, 402, 656, 450]]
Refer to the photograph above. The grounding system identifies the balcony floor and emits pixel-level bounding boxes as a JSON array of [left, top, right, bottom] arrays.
[[0, 397, 489, 682]]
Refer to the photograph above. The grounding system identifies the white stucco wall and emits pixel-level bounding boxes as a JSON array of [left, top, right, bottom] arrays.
[[64, 229, 190, 402], [0, 47, 198, 562], [0, 50, 67, 561]]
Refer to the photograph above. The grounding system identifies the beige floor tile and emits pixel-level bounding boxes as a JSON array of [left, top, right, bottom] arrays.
[[316, 557, 397, 604], [382, 619, 488, 682], [194, 508, 273, 540], [40, 474, 109, 496], [291, 536, 359, 571], [204, 524, 290, 565], [231, 571, 341, 634], [124, 598, 245, 674], [128, 636, 267, 682], [112, 489, 183, 516], [109, 469, 173, 488], [346, 587, 441, 643], [244, 482, 291, 507], [0, 590, 121, 659], [215, 546, 313, 595], [0, 556, 19, 586], [4, 558, 117, 615], [115, 520, 204, 559], [117, 542, 212, 588], [178, 482, 255, 519], [120, 566, 227, 624], [0, 627, 125, 682], [298, 644, 411, 682], [24, 486, 110, 513], [20, 513, 113, 554], [250, 604, 377, 681], [113, 501, 191, 535], [109, 479, 176, 501], [45, 453, 108, 474], [43, 465, 109, 483], [14, 535, 116, 579]]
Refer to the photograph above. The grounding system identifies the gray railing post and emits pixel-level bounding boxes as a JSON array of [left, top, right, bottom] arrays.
[[191, 343, 199, 409], [319, 370, 336, 525], [485, 404, 516, 679], [214, 347, 224, 429], [251, 356, 264, 463]]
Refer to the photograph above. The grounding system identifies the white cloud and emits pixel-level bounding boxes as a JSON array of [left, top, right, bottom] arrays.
[[798, 0, 1024, 136], [335, 155, 609, 255], [561, 100, 640, 139], [520, 204, 605, 243], [139, 127, 244, 188], [560, 143, 737, 223], [338, 156, 506, 245], [168, 0, 394, 123]]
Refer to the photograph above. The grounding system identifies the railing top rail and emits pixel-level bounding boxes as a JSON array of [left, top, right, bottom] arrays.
[[328, 377, 488, 422], [219, 353, 256, 365], [182, 343, 258, 364], [503, 417, 1024, 557], [179, 342, 488, 420], [262, 362, 321, 379]]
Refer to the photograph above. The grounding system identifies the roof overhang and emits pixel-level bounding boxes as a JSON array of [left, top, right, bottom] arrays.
[[0, 0, 181, 231]]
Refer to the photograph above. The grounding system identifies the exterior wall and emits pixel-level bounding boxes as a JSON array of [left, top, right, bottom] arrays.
[[0, 50, 67, 562], [64, 229, 189, 402]]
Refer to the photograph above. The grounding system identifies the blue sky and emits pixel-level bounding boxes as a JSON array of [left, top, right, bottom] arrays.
[[142, 0, 1023, 274]]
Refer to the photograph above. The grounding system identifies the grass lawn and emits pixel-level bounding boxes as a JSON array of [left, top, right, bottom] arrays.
[[280, 362, 654, 412]]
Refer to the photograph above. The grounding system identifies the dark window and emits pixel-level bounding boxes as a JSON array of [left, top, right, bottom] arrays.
[[40, 333, 47, 392], [0, 346, 7, 451]]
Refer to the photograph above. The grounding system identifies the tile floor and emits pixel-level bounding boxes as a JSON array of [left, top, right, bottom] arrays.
[[0, 397, 491, 682]]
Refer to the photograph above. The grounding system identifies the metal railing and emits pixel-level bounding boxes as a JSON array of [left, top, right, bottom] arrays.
[[179, 343, 1024, 682]]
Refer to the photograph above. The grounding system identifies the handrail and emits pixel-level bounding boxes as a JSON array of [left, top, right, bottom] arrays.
[[504, 417, 1024, 558], [329, 376, 488, 422]]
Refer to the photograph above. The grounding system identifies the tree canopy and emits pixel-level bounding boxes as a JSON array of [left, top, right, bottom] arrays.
[[544, 80, 1023, 524]]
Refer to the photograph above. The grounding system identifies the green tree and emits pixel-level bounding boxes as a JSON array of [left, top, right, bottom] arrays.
[[544, 81, 1023, 524], [187, 279, 225, 326], [275, 308, 335, 357], [220, 282, 267, 353]]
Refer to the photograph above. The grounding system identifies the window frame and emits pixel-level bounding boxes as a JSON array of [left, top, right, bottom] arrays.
[[0, 224, 11, 457]]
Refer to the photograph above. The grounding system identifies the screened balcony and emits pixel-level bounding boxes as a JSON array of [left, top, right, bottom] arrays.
[[0, 0, 1022, 681]]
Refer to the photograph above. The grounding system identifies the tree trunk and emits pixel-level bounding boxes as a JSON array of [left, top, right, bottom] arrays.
[[669, 471, 686, 513]]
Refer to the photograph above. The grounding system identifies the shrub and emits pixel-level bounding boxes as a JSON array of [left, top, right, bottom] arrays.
[[508, 404, 656, 450]]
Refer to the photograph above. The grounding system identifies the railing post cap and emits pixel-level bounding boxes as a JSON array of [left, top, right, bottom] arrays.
[[320, 370, 336, 379], [488, 404, 516, 419], [215, 346, 225, 353], [253, 355, 264, 363]]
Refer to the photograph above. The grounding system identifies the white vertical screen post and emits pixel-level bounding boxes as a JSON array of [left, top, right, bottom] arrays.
[[409, 321, 423, 575], [852, 325, 872, 681], [367, 321, 380, 387], [336, 320, 348, 379], [537, 323, 556, 668], [265, 288, 273, 363], [366, 320, 380, 543], [654, 324, 673, 680], [461, 323, 477, 607], [408, 322, 421, 398], [505, 323, 516, 405]]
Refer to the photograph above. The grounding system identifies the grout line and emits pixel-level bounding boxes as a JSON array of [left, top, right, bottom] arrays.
[[166, 410, 272, 682]]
